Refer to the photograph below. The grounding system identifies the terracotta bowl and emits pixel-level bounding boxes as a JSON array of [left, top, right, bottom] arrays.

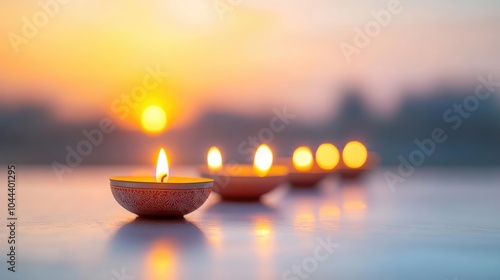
[[274, 158, 329, 187], [199, 165, 288, 201], [288, 168, 329, 187], [337, 152, 379, 179], [110, 176, 213, 218]]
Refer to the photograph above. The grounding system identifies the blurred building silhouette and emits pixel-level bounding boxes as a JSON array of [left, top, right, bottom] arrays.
[[1, 85, 500, 166]]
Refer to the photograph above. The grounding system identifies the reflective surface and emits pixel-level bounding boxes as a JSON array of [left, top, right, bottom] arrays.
[[1, 166, 500, 280]]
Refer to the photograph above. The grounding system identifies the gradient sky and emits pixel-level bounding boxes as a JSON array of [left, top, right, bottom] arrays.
[[1, 0, 499, 130]]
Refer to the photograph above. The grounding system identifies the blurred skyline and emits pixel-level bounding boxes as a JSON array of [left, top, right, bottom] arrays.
[[1, 0, 500, 132], [1, 0, 500, 167], [2, 85, 500, 166]]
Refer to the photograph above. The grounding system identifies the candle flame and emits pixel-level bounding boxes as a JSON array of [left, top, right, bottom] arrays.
[[254, 144, 273, 177], [207, 146, 223, 172], [315, 143, 340, 170], [156, 148, 169, 182], [342, 141, 367, 169], [292, 146, 313, 172]]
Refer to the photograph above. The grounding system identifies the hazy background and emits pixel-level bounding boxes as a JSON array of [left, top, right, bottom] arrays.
[[1, 0, 499, 166]]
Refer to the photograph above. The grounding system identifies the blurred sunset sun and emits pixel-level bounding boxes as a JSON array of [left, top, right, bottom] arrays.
[[141, 105, 167, 134], [0, 1, 499, 126]]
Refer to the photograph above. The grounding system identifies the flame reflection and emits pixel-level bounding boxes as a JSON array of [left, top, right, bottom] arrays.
[[147, 243, 175, 280], [319, 205, 341, 219], [254, 217, 272, 238], [253, 216, 274, 280], [108, 218, 206, 279], [340, 184, 368, 227], [343, 200, 367, 211], [293, 200, 316, 230]]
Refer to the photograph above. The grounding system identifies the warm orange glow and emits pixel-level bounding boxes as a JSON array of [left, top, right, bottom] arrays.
[[316, 143, 340, 170], [254, 144, 273, 177], [207, 146, 223, 172], [0, 2, 494, 130], [319, 205, 341, 219], [343, 200, 367, 211], [147, 244, 174, 280], [156, 148, 169, 182], [253, 217, 273, 280], [293, 200, 316, 229], [292, 146, 313, 172], [207, 226, 223, 247], [254, 218, 272, 237], [342, 141, 368, 169], [142, 105, 167, 134], [294, 213, 316, 227]]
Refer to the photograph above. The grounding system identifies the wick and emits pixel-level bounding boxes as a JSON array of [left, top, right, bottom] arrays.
[[160, 174, 167, 182]]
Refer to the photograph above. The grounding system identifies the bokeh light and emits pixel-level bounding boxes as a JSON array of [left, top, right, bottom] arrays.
[[315, 143, 340, 170], [207, 146, 223, 172], [342, 141, 367, 169], [292, 146, 313, 172], [141, 105, 167, 134], [254, 144, 273, 177]]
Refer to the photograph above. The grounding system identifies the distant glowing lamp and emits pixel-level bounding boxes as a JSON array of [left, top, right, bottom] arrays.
[[315, 143, 340, 170], [292, 146, 314, 172], [207, 146, 223, 172], [254, 144, 273, 177], [342, 141, 367, 169]]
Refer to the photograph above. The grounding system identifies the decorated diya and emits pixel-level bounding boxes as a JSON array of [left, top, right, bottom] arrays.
[[110, 148, 213, 218], [278, 143, 340, 187], [336, 141, 378, 179], [199, 145, 288, 201]]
